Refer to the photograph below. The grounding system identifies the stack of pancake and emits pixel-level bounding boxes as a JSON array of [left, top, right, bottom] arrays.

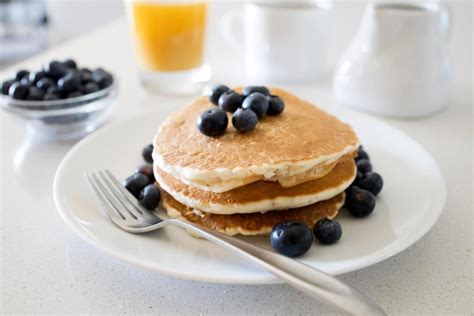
[[152, 88, 359, 236]]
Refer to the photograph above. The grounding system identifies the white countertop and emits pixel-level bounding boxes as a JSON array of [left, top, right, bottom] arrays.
[[1, 2, 472, 314]]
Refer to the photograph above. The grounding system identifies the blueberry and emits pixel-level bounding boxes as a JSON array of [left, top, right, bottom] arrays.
[[43, 60, 68, 80], [78, 68, 92, 83], [243, 86, 270, 97], [83, 82, 100, 94], [19, 77, 33, 88], [270, 221, 313, 257], [92, 69, 113, 88], [43, 93, 60, 101], [356, 159, 372, 174], [67, 91, 83, 98], [98, 75, 113, 89], [218, 90, 244, 113], [15, 69, 30, 81], [1, 79, 16, 95], [29, 71, 46, 84], [36, 77, 56, 91], [266, 95, 285, 115], [313, 218, 342, 244], [139, 184, 161, 210], [26, 86, 45, 101], [58, 72, 80, 92], [197, 108, 228, 137], [63, 59, 77, 69], [355, 147, 370, 162], [135, 164, 155, 182], [352, 171, 363, 187], [142, 144, 154, 163], [209, 84, 230, 105], [345, 186, 376, 217], [8, 82, 29, 100], [358, 172, 383, 196], [242, 92, 269, 118], [47, 86, 63, 98], [232, 108, 258, 132], [123, 173, 151, 199]]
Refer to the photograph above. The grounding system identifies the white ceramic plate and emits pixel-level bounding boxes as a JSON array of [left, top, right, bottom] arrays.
[[53, 109, 446, 284]]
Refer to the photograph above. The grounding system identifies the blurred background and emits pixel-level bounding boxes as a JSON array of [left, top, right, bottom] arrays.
[[2, 0, 469, 74]]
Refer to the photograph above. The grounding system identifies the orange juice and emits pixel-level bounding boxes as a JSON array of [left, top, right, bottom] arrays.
[[130, 1, 207, 72]]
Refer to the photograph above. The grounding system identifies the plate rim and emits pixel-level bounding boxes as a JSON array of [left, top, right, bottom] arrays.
[[53, 110, 447, 284]]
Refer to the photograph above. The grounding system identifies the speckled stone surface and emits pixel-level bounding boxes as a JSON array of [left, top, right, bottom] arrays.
[[1, 3, 472, 314]]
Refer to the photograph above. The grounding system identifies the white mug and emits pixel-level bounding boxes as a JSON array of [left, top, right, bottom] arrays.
[[333, 2, 452, 118], [222, 1, 331, 83]]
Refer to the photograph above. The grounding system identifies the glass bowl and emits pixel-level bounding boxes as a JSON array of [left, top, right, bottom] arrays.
[[1, 83, 117, 140]]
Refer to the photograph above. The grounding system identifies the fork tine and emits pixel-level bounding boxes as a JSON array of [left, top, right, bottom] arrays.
[[90, 172, 136, 221], [94, 171, 137, 220], [97, 170, 143, 219], [103, 169, 153, 216], [85, 173, 126, 223]]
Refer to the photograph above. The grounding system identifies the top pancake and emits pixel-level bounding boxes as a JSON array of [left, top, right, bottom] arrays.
[[153, 87, 359, 192]]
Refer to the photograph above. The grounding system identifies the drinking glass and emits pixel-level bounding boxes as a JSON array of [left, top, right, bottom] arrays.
[[125, 0, 210, 95]]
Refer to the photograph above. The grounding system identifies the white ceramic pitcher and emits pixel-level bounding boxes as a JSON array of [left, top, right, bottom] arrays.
[[333, 2, 452, 118]]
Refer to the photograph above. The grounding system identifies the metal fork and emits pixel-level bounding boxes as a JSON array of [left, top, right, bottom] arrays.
[[85, 170, 385, 315]]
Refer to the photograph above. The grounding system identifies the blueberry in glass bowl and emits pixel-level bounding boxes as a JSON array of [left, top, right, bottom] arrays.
[[0, 60, 117, 140]]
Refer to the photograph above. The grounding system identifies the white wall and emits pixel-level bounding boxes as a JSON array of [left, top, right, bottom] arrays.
[[46, 0, 125, 43]]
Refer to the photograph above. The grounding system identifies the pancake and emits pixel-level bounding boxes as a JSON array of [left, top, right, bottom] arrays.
[[155, 158, 356, 215], [162, 190, 345, 236], [153, 87, 359, 193]]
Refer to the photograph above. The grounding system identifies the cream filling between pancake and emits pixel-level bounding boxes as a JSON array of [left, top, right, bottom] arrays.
[[155, 161, 356, 215], [153, 144, 358, 193]]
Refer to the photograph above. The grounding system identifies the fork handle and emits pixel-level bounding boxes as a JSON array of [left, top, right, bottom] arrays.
[[169, 219, 385, 315]]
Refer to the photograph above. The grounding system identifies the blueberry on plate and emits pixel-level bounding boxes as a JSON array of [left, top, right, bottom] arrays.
[[242, 86, 270, 97], [83, 82, 100, 94], [356, 159, 372, 174], [142, 144, 154, 164], [139, 184, 161, 210], [135, 164, 155, 182], [351, 171, 363, 187], [67, 91, 83, 98], [270, 221, 313, 257], [266, 95, 285, 115], [197, 108, 228, 137], [242, 92, 269, 118], [313, 218, 342, 245], [58, 72, 80, 92], [15, 69, 30, 81], [218, 90, 244, 113], [26, 86, 45, 101], [36, 77, 56, 91], [43, 93, 60, 101], [345, 186, 376, 218], [232, 108, 258, 132], [123, 173, 151, 199], [8, 82, 29, 100], [29, 71, 46, 84], [43, 60, 68, 80], [355, 146, 370, 162], [1, 79, 16, 95], [358, 171, 383, 196], [209, 84, 230, 105], [63, 59, 77, 69]]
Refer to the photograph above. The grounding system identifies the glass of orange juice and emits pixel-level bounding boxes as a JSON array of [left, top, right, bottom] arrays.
[[125, 0, 210, 94]]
